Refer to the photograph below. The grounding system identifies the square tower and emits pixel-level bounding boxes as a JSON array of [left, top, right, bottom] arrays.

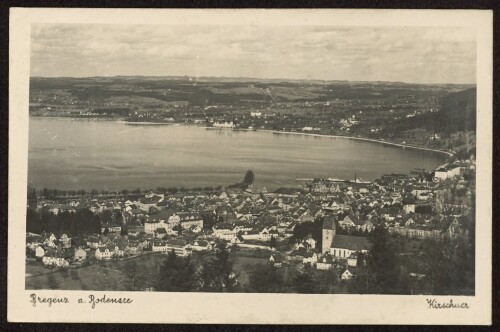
[[322, 217, 337, 254]]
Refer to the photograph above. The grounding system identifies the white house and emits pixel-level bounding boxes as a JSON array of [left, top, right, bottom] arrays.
[[213, 120, 234, 128], [191, 240, 212, 252], [35, 246, 45, 258], [341, 269, 354, 281], [151, 240, 168, 252], [302, 251, 318, 265], [74, 247, 87, 261], [95, 245, 115, 260]]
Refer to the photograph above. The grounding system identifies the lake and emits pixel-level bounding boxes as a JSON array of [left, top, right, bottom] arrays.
[[28, 118, 447, 191]]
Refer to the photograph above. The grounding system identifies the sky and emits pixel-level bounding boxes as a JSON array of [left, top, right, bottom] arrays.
[[30, 24, 476, 84]]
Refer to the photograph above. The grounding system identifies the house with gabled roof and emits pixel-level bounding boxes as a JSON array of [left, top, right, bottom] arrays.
[[268, 253, 284, 268], [341, 268, 354, 281], [316, 253, 334, 270], [303, 250, 319, 265], [166, 238, 190, 256], [155, 227, 168, 239], [230, 233, 245, 245], [191, 239, 212, 252], [74, 247, 87, 261], [125, 241, 144, 256], [59, 233, 72, 248], [41, 232, 57, 248], [179, 213, 204, 229], [339, 214, 356, 228], [95, 244, 116, 260], [42, 247, 70, 267]]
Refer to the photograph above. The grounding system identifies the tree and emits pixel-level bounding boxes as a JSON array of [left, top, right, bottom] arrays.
[[293, 267, 318, 294], [198, 248, 239, 292], [103, 227, 109, 235], [317, 269, 338, 294], [270, 236, 277, 249], [364, 226, 406, 294], [291, 220, 322, 245], [47, 274, 59, 290], [248, 264, 285, 293], [70, 269, 80, 281], [124, 260, 140, 291], [202, 212, 220, 229], [26, 208, 41, 233], [172, 224, 183, 235], [60, 268, 69, 279], [32, 278, 43, 290], [156, 250, 196, 292], [243, 170, 255, 185], [120, 224, 128, 236]]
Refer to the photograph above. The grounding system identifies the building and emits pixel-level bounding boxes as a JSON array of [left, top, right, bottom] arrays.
[[330, 235, 370, 259], [59, 233, 72, 248], [42, 248, 70, 267], [388, 226, 445, 240], [74, 247, 87, 261], [35, 246, 45, 259], [434, 165, 462, 180], [144, 210, 178, 234], [322, 217, 337, 253], [95, 245, 115, 260], [341, 268, 354, 281], [179, 213, 204, 229], [165, 238, 190, 256], [101, 222, 122, 233], [316, 253, 334, 270], [151, 240, 168, 252], [213, 120, 234, 128], [191, 240, 212, 252]]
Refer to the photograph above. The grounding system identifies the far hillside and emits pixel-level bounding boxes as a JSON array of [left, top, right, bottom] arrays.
[[379, 88, 476, 158]]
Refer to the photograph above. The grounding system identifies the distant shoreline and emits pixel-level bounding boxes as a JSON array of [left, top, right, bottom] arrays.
[[250, 129, 455, 158], [117, 120, 177, 125], [204, 126, 454, 158]]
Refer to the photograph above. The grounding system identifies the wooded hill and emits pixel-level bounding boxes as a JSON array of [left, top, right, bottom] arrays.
[[381, 88, 476, 136]]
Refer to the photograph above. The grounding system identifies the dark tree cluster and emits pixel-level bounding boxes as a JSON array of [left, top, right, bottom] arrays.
[[26, 208, 101, 236], [290, 219, 323, 249], [247, 263, 336, 294], [156, 248, 241, 293], [348, 222, 475, 295], [156, 251, 197, 292]]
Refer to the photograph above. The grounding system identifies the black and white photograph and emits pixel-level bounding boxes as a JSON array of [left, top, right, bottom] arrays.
[[8, 8, 492, 324]]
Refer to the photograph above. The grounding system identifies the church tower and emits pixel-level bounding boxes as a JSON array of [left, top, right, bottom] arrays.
[[322, 217, 336, 254]]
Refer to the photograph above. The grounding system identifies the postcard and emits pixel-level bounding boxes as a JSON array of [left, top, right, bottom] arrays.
[[8, 8, 492, 324]]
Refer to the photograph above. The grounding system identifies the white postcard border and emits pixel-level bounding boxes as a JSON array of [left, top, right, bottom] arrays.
[[8, 8, 493, 325]]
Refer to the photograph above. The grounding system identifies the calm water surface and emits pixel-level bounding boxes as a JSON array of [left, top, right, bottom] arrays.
[[28, 118, 447, 190]]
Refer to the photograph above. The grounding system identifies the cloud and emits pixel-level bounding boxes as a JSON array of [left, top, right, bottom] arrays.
[[30, 24, 476, 84]]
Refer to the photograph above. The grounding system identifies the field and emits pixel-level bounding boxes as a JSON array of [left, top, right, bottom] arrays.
[[26, 262, 129, 291], [26, 247, 350, 293], [25, 252, 166, 291], [231, 254, 269, 286]]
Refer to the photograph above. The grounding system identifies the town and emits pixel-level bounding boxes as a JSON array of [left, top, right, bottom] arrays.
[[25, 156, 476, 294]]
